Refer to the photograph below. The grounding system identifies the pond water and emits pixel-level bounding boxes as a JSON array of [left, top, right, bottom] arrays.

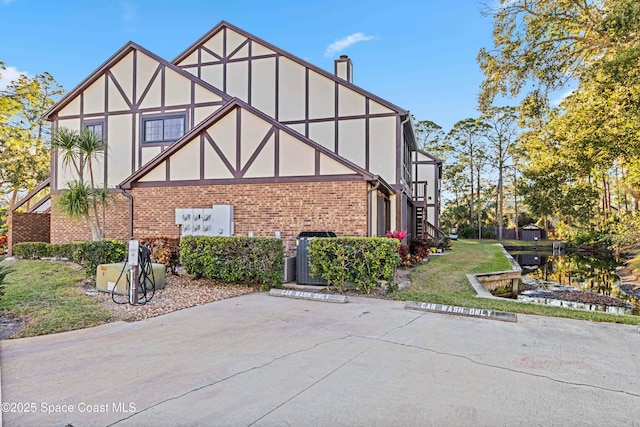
[[509, 250, 640, 316]]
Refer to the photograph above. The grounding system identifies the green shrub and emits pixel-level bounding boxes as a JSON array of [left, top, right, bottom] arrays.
[[307, 237, 400, 294], [13, 240, 126, 276], [71, 240, 127, 275], [0, 256, 14, 302], [458, 227, 495, 239], [12, 242, 50, 259], [180, 236, 284, 286]]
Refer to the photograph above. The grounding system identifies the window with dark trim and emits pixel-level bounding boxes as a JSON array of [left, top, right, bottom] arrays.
[[84, 121, 104, 139], [142, 115, 185, 143]]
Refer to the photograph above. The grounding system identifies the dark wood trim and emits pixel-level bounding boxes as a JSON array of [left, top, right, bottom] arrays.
[[365, 98, 370, 170], [131, 174, 367, 189], [131, 113, 136, 175], [204, 132, 236, 178], [44, 42, 231, 121], [197, 48, 202, 79], [199, 134, 205, 180], [274, 128, 280, 177], [104, 73, 109, 186], [108, 72, 133, 109], [165, 157, 170, 181], [395, 115, 401, 186], [223, 27, 227, 93], [120, 98, 375, 189], [334, 81, 339, 152], [181, 53, 279, 68], [132, 49, 137, 105], [170, 21, 406, 115], [26, 194, 51, 213], [227, 38, 250, 59], [314, 150, 320, 175], [247, 40, 252, 105], [160, 65, 166, 112], [235, 106, 241, 172], [200, 45, 223, 61], [275, 55, 279, 121], [56, 100, 225, 120], [10, 178, 51, 212], [240, 126, 275, 177], [281, 112, 396, 126], [135, 64, 162, 108], [305, 68, 309, 137], [190, 81, 196, 128]]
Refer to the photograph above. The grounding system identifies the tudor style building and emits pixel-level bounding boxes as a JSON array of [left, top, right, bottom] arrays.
[[12, 21, 442, 255]]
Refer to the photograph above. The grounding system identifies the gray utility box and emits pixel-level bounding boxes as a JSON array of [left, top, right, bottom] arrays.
[[295, 231, 336, 285], [284, 256, 296, 283]]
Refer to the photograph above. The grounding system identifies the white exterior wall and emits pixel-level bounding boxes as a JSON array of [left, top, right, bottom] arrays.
[[52, 48, 225, 192], [174, 27, 403, 186]]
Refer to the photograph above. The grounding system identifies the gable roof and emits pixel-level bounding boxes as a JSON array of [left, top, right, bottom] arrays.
[[119, 97, 376, 189], [172, 21, 408, 117], [43, 41, 231, 120]]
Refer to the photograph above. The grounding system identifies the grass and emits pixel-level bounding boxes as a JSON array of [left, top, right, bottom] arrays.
[[398, 239, 640, 325], [0, 260, 114, 338]]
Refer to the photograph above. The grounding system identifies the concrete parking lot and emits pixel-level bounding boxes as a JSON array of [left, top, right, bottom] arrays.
[[1, 292, 639, 426]]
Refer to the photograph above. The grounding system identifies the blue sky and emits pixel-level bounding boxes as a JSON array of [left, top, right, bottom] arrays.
[[0, 0, 498, 132]]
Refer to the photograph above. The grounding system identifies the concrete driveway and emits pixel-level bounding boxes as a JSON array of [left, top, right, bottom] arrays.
[[1, 292, 639, 426]]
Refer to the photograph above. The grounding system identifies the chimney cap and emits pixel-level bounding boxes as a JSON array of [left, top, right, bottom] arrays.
[[339, 54, 349, 59]]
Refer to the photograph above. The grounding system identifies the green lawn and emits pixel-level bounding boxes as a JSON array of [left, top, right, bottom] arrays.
[[0, 260, 114, 338], [398, 239, 640, 325]]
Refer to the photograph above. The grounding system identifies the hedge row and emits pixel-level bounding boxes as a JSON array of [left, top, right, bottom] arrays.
[[180, 235, 284, 287], [307, 237, 400, 294], [12, 240, 126, 276]]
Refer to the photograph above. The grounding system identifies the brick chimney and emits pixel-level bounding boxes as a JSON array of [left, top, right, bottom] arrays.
[[334, 55, 353, 83]]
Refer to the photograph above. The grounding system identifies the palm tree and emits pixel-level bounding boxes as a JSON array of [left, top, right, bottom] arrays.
[[52, 128, 108, 241]]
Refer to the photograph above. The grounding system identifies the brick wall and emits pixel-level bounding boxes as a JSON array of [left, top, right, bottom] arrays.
[[50, 193, 130, 244], [7, 211, 51, 255], [131, 180, 369, 255]]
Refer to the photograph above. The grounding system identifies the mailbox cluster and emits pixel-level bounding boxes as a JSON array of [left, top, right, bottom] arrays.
[[175, 205, 234, 237]]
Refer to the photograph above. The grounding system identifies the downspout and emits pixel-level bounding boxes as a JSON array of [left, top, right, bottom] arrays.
[[120, 188, 134, 240], [367, 180, 381, 237]]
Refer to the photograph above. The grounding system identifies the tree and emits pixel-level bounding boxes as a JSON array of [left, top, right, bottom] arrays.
[[447, 118, 489, 227], [413, 119, 450, 159], [0, 63, 64, 207], [481, 106, 519, 239], [52, 128, 109, 241], [477, 0, 638, 111]]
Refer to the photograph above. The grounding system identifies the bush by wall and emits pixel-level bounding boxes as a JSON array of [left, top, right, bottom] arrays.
[[139, 236, 180, 274], [307, 237, 400, 294], [459, 227, 496, 239], [12, 240, 127, 276], [180, 236, 284, 286], [11, 242, 50, 259]]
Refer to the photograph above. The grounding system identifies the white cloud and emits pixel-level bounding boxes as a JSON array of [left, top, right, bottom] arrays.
[[120, 1, 137, 22], [324, 32, 374, 57], [0, 66, 28, 91]]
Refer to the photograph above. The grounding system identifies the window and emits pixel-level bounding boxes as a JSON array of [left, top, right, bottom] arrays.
[[142, 115, 185, 143], [84, 121, 104, 139]]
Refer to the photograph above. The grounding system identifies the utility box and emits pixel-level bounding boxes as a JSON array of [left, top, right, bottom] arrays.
[[284, 256, 296, 283], [211, 204, 234, 236], [175, 205, 234, 237], [95, 263, 166, 295], [296, 231, 336, 285]]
